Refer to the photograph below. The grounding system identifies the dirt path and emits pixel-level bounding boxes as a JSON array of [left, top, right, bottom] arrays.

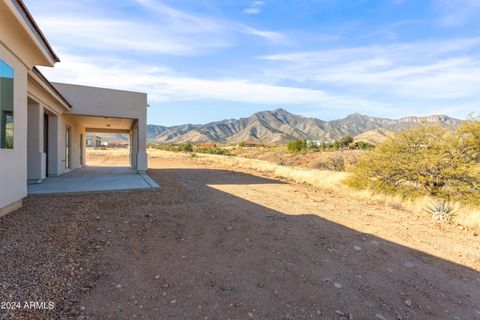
[[1, 152, 479, 319]]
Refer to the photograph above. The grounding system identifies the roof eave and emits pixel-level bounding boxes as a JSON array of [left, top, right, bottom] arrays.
[[11, 0, 60, 64]]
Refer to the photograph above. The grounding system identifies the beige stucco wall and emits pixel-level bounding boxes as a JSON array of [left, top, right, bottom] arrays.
[[53, 83, 148, 172], [26, 77, 86, 178], [0, 42, 28, 212], [0, 1, 55, 68]]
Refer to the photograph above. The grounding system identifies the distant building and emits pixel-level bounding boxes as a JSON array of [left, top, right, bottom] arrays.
[[86, 135, 102, 148], [306, 140, 322, 147]]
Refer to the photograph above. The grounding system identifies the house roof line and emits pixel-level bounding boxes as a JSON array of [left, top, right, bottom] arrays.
[[12, 0, 60, 63], [32, 67, 73, 109]]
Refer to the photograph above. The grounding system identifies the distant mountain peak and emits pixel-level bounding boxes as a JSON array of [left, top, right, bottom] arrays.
[[143, 109, 463, 145]]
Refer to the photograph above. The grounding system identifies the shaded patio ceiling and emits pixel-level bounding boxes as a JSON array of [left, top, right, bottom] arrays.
[[64, 114, 134, 133]]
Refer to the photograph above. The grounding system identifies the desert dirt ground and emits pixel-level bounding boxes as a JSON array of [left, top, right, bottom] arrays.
[[230, 147, 369, 171], [0, 149, 479, 320]]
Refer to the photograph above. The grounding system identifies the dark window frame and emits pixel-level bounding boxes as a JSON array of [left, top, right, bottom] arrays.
[[0, 60, 14, 149]]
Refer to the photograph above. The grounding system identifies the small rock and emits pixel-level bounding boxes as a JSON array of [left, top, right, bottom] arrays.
[[170, 299, 177, 304], [404, 299, 412, 307], [225, 226, 233, 232], [115, 284, 122, 288], [334, 282, 343, 289], [248, 312, 253, 318], [375, 314, 386, 320], [154, 275, 160, 279], [353, 245, 362, 251], [335, 310, 345, 316], [80, 306, 86, 311], [316, 310, 322, 315], [347, 313, 354, 320]]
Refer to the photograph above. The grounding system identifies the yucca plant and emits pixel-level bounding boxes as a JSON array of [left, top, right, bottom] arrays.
[[424, 200, 457, 222]]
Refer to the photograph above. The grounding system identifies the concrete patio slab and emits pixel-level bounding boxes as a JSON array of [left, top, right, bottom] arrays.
[[28, 166, 159, 195]]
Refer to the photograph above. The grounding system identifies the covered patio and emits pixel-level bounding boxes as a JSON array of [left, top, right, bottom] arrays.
[[28, 166, 159, 195]]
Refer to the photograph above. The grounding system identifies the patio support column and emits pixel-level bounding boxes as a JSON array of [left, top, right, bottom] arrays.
[[27, 101, 45, 183], [47, 114, 59, 176], [129, 126, 137, 169], [136, 117, 148, 173]]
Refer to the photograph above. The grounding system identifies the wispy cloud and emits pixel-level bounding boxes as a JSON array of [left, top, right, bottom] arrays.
[[243, 1, 265, 15], [39, 52, 385, 112], [29, 0, 285, 56], [260, 38, 480, 99], [435, 0, 480, 26]]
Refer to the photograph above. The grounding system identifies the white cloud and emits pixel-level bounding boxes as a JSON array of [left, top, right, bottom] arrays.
[[28, 0, 285, 56], [243, 1, 265, 15], [39, 53, 387, 111], [435, 0, 480, 26], [260, 38, 480, 100]]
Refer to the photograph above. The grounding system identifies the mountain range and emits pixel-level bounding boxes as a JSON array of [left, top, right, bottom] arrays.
[[98, 109, 461, 145], [144, 108, 461, 144]]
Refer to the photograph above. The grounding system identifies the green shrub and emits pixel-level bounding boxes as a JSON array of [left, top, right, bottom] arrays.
[[288, 139, 307, 152], [194, 147, 231, 156], [351, 141, 375, 150], [178, 143, 193, 152], [346, 123, 480, 205], [339, 135, 353, 148]]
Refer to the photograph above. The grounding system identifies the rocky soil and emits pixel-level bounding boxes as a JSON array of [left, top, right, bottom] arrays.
[[0, 151, 479, 319]]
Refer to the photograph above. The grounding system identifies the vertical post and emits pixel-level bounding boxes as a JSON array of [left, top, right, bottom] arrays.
[[27, 101, 45, 183], [135, 117, 147, 173], [47, 113, 59, 176]]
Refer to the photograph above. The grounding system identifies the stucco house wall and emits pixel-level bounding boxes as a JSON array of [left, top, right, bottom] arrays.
[[0, 41, 28, 215], [0, 0, 150, 216]]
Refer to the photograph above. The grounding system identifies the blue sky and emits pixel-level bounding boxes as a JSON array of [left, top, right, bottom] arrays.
[[26, 0, 480, 126]]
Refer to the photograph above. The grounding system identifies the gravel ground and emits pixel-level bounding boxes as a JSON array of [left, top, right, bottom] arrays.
[[0, 152, 479, 319]]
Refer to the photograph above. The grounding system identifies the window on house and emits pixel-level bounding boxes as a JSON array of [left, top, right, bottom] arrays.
[[0, 60, 14, 149]]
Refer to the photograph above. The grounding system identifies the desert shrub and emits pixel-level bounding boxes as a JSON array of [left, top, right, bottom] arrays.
[[351, 141, 375, 150], [339, 135, 354, 148], [288, 139, 307, 152], [148, 143, 176, 151], [313, 156, 345, 171], [333, 140, 340, 150], [346, 124, 480, 205], [178, 143, 193, 152], [194, 147, 232, 156], [424, 200, 457, 222]]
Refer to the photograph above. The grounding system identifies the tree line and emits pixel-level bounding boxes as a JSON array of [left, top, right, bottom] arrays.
[[287, 136, 374, 152]]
